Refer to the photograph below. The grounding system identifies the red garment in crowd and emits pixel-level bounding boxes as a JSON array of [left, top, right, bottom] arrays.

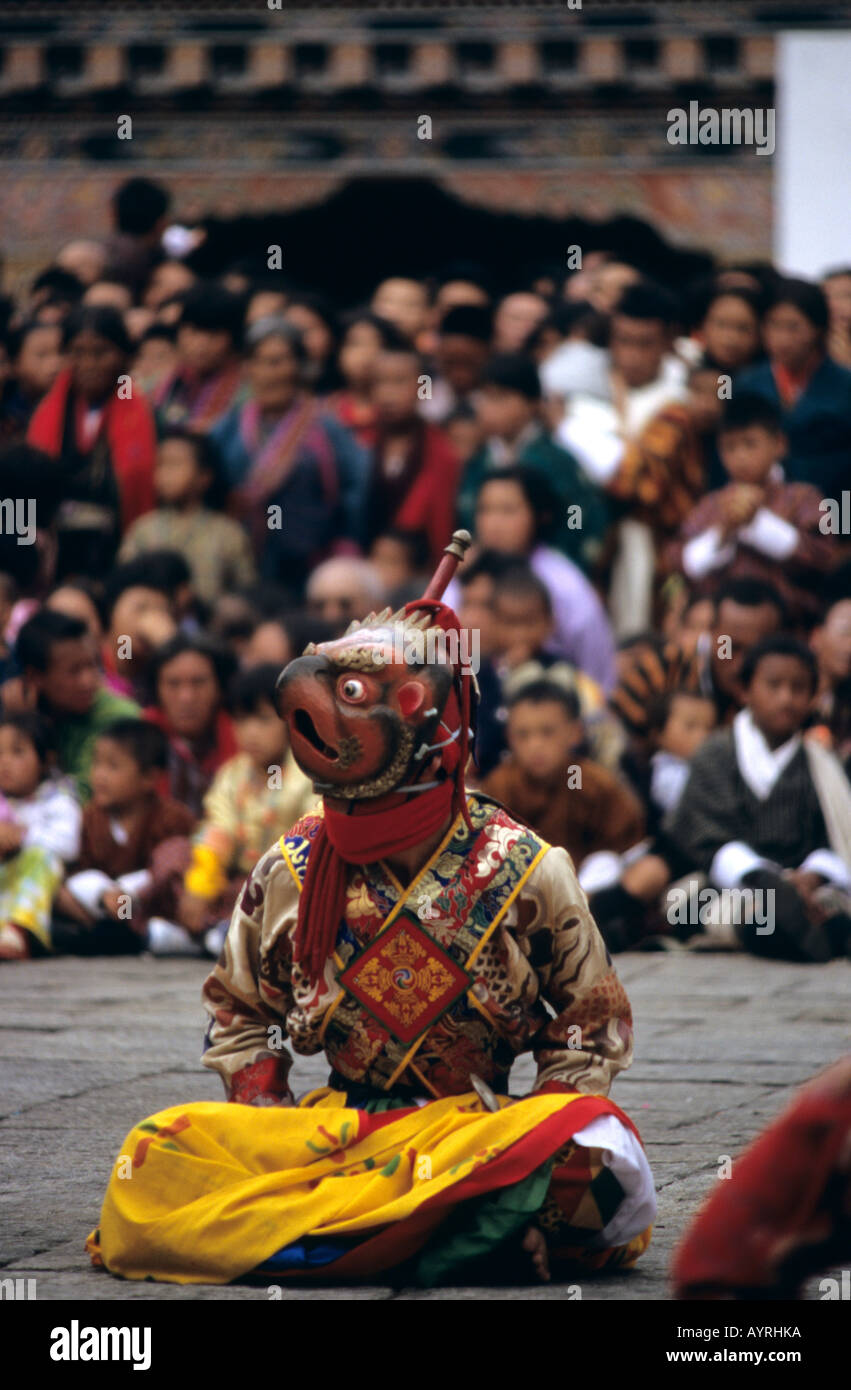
[[27, 368, 156, 531], [372, 421, 460, 567], [143, 705, 239, 818], [324, 390, 379, 450], [772, 359, 819, 409]]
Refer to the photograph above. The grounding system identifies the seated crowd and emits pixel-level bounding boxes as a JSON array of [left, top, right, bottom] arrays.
[[1, 177, 850, 964]]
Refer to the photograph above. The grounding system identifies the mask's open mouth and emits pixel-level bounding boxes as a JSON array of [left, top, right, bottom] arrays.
[[293, 708, 339, 762]]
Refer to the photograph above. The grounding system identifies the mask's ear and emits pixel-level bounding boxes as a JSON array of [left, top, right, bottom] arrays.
[[396, 680, 428, 720]]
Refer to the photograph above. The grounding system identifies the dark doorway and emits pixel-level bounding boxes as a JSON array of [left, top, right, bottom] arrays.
[[190, 176, 713, 304]]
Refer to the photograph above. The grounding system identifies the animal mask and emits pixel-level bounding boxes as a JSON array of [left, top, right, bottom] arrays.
[[275, 604, 464, 800]]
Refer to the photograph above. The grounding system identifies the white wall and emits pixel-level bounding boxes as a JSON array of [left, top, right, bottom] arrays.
[[775, 31, 851, 278]]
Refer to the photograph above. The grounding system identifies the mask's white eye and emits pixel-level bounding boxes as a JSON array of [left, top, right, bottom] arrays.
[[340, 678, 366, 702]]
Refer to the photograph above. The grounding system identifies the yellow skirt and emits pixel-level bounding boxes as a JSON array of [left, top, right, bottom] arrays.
[[87, 1087, 652, 1285]]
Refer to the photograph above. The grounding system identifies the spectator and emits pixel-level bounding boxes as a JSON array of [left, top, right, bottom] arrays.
[[458, 352, 609, 575], [556, 281, 688, 636], [45, 580, 105, 647], [737, 277, 851, 493], [424, 304, 493, 423], [55, 240, 106, 289], [305, 557, 386, 635], [145, 634, 237, 817], [27, 305, 157, 581], [240, 619, 293, 671], [102, 176, 171, 297], [492, 291, 550, 354], [471, 466, 616, 689], [325, 310, 405, 449], [142, 259, 197, 312], [482, 679, 644, 870], [667, 394, 839, 626], [371, 277, 431, 350], [810, 596, 851, 766], [14, 610, 139, 800], [53, 719, 195, 957], [154, 283, 247, 433], [664, 637, 851, 962], [367, 344, 460, 567], [213, 317, 368, 590], [284, 293, 341, 394], [0, 321, 63, 443], [693, 284, 763, 374], [131, 324, 179, 398], [821, 265, 851, 370], [179, 664, 314, 943], [605, 359, 719, 554], [119, 428, 257, 606], [557, 280, 687, 484], [0, 712, 81, 961], [611, 576, 787, 741], [101, 557, 181, 701], [368, 528, 431, 602]]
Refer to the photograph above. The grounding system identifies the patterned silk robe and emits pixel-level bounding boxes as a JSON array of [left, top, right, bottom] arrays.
[[202, 793, 635, 1105]]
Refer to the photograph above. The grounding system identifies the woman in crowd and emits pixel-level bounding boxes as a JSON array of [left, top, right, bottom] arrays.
[[737, 278, 851, 493], [470, 466, 616, 690], [144, 634, 237, 818], [212, 318, 368, 592], [695, 283, 763, 374], [324, 309, 406, 448], [283, 292, 341, 395], [27, 306, 156, 581]]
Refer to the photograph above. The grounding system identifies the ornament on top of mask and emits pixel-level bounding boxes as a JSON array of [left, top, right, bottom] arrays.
[[275, 531, 475, 801]]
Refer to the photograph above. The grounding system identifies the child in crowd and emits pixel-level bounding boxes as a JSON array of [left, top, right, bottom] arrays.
[[178, 665, 315, 949], [582, 690, 718, 953], [664, 636, 851, 962], [0, 713, 81, 960], [627, 687, 719, 835], [52, 719, 195, 956], [667, 394, 838, 626], [119, 429, 257, 606], [482, 680, 644, 872], [490, 564, 623, 770]]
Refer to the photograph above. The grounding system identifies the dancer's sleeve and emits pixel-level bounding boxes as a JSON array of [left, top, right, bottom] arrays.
[[201, 844, 299, 1105], [527, 847, 635, 1097]]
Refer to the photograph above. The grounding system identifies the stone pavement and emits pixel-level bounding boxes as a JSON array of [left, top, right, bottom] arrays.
[[0, 950, 847, 1301]]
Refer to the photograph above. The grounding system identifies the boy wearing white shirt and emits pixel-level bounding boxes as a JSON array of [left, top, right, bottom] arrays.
[[668, 394, 837, 626], [664, 636, 851, 961]]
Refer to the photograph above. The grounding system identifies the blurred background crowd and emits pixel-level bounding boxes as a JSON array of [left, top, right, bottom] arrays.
[[1, 170, 849, 965], [0, 0, 850, 968]]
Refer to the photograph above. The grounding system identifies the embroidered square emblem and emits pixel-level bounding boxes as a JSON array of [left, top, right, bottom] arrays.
[[338, 915, 473, 1045]]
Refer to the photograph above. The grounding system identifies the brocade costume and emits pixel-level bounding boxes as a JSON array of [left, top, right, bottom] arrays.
[[88, 539, 655, 1286]]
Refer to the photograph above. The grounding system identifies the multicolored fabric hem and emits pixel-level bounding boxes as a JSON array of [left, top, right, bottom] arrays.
[[86, 1087, 655, 1286]]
